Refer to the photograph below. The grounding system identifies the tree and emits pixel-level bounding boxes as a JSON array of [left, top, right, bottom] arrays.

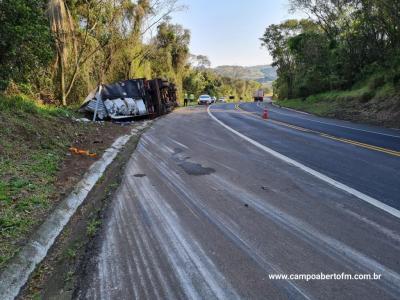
[[261, 20, 302, 99], [182, 67, 261, 101], [183, 70, 206, 95], [0, 0, 54, 87], [190, 55, 211, 69], [147, 21, 190, 101], [47, 0, 182, 105], [262, 0, 400, 100]]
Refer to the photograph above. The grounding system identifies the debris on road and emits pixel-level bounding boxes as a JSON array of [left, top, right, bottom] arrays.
[[73, 117, 91, 123], [81, 78, 178, 121], [69, 147, 97, 158]]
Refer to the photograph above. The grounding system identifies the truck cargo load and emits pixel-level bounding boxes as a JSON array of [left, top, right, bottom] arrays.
[[81, 78, 178, 120]]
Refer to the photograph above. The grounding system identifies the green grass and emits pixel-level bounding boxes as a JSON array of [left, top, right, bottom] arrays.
[[0, 94, 74, 117], [0, 93, 92, 268], [374, 83, 396, 99], [63, 241, 84, 260], [277, 82, 397, 117], [277, 97, 336, 116], [86, 218, 101, 237]]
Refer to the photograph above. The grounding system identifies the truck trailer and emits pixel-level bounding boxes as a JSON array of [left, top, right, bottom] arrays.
[[253, 89, 264, 102]]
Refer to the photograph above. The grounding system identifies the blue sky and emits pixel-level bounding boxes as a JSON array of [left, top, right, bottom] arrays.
[[171, 0, 301, 67]]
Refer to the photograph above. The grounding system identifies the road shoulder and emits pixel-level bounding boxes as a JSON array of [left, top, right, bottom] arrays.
[[13, 122, 151, 300]]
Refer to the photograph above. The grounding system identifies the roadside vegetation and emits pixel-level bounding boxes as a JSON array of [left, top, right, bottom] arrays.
[[277, 78, 400, 126], [0, 94, 90, 267], [213, 65, 277, 84], [183, 61, 263, 101], [0, 0, 258, 107], [0, 0, 261, 272], [0, 92, 133, 269], [261, 0, 400, 126]]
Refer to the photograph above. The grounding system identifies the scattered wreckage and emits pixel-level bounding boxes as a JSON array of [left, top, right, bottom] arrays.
[[81, 78, 178, 121]]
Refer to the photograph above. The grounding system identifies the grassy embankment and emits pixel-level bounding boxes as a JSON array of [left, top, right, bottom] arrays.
[[277, 76, 400, 127], [0, 94, 92, 268]]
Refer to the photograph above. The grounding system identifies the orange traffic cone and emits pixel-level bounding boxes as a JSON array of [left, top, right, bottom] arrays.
[[262, 108, 269, 119]]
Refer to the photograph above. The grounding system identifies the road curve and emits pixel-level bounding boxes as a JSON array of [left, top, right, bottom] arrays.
[[77, 105, 400, 300], [213, 102, 400, 210]]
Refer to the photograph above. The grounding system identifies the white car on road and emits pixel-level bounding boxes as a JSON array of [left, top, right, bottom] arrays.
[[198, 94, 213, 105]]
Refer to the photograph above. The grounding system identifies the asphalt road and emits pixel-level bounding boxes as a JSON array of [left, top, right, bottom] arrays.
[[217, 102, 400, 209], [78, 104, 400, 299]]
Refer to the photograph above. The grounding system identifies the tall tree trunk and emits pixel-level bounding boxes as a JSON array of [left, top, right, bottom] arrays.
[[60, 58, 66, 106], [48, 0, 75, 106], [57, 49, 67, 106]]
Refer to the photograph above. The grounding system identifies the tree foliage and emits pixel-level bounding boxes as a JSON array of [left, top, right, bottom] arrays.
[[148, 21, 190, 98], [0, 0, 269, 105], [262, 0, 400, 99], [0, 0, 54, 89], [183, 67, 261, 100]]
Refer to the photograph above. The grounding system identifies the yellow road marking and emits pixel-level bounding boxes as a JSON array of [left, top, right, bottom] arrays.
[[235, 104, 400, 157], [320, 134, 400, 157], [269, 119, 311, 133]]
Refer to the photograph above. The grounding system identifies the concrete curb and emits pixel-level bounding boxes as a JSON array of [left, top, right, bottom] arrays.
[[0, 121, 150, 300]]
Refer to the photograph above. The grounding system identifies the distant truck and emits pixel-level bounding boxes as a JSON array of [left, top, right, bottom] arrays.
[[253, 89, 264, 101]]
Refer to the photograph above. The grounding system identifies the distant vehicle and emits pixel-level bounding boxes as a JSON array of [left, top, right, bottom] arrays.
[[253, 89, 264, 101], [218, 97, 226, 103], [198, 94, 212, 105]]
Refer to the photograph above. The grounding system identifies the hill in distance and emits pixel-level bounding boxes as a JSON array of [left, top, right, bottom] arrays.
[[213, 65, 277, 84]]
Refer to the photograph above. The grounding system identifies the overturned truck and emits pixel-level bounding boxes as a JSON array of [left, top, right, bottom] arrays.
[[82, 78, 178, 120]]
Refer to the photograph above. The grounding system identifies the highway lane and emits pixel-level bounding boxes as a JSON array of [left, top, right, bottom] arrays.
[[77, 105, 400, 299], [212, 102, 400, 210], [240, 101, 400, 151]]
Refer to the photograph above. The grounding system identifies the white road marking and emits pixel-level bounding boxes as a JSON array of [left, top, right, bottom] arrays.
[[138, 141, 311, 299], [169, 137, 189, 150], [249, 103, 400, 138], [208, 106, 400, 220]]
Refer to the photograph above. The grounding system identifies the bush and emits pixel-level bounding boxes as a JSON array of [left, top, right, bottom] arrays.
[[0, 94, 39, 114], [368, 74, 385, 90], [0, 93, 74, 118], [0, 0, 54, 83], [391, 71, 400, 87], [359, 90, 375, 103], [0, 80, 9, 91]]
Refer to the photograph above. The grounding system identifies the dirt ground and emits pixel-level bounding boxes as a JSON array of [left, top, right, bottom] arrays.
[[53, 122, 132, 201], [0, 102, 136, 269], [17, 121, 149, 299], [331, 96, 400, 128]]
